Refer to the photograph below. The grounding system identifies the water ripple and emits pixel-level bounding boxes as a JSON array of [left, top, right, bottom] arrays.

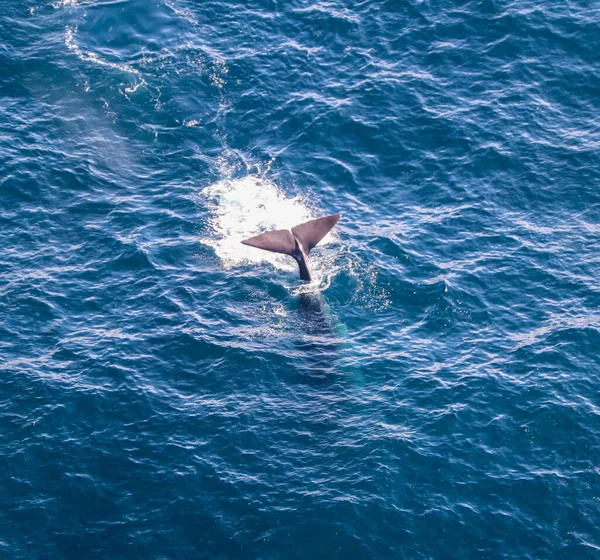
[[0, 0, 599, 557]]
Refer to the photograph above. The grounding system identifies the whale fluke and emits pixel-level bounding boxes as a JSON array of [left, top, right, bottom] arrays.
[[240, 229, 296, 255], [292, 214, 341, 253], [241, 213, 341, 282]]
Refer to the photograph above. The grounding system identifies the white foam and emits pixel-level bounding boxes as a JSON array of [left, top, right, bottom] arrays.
[[201, 176, 310, 270], [201, 176, 339, 287], [65, 25, 146, 94]]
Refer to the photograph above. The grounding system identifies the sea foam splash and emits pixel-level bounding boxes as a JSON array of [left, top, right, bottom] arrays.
[[201, 175, 338, 287]]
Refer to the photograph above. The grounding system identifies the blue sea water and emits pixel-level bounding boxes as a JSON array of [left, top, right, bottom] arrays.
[[1, 0, 599, 557]]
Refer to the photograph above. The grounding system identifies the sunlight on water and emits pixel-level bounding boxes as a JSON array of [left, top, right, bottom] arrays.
[[6, 0, 600, 556], [53, 0, 78, 7]]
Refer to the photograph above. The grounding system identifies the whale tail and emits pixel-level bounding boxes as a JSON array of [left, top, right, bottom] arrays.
[[241, 213, 341, 282]]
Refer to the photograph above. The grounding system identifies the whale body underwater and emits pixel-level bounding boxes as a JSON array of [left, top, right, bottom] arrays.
[[241, 213, 341, 282]]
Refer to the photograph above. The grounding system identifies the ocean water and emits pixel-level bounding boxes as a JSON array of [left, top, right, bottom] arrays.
[[1, 0, 599, 558]]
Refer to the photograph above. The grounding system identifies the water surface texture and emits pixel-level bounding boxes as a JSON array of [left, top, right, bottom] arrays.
[[1, 0, 599, 558]]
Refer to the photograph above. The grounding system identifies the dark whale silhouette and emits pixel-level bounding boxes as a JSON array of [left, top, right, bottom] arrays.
[[241, 214, 341, 282]]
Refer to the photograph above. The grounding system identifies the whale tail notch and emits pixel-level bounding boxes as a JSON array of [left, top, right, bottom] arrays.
[[241, 213, 341, 282]]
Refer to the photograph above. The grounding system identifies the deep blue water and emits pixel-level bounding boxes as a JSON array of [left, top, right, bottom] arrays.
[[1, 0, 600, 558]]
